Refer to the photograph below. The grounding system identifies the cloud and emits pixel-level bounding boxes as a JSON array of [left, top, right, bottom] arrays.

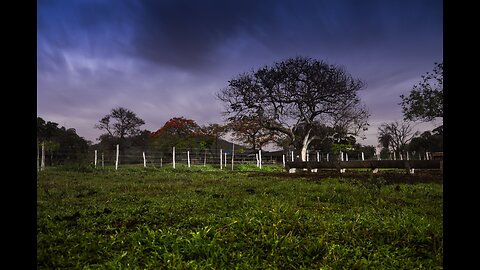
[[37, 0, 443, 146]]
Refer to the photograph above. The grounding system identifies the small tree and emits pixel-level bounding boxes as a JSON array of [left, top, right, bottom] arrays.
[[95, 107, 145, 145]]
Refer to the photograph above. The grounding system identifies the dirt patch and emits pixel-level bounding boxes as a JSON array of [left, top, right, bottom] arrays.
[[249, 169, 443, 184]]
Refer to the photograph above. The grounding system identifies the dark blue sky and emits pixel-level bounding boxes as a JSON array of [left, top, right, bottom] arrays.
[[37, 0, 443, 147]]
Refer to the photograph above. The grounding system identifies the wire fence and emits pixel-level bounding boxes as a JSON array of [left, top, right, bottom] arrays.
[[37, 143, 439, 171]]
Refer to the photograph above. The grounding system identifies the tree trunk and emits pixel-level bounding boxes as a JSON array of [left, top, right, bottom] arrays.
[[299, 129, 312, 161]]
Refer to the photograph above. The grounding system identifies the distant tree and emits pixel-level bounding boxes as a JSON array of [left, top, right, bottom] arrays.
[[228, 116, 278, 151], [200, 123, 228, 153], [95, 107, 145, 143], [217, 56, 369, 161], [377, 121, 419, 157], [151, 117, 200, 138], [37, 117, 89, 165], [150, 117, 203, 151], [408, 126, 443, 155], [353, 144, 376, 160], [400, 62, 443, 122]]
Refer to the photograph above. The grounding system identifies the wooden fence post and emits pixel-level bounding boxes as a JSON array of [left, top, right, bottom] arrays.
[[231, 143, 235, 171], [41, 142, 46, 171], [143, 151, 147, 168], [115, 144, 119, 170], [220, 149, 223, 169], [259, 150, 262, 169]]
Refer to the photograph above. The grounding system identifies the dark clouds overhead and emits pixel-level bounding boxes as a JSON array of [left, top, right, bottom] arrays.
[[37, 0, 443, 147]]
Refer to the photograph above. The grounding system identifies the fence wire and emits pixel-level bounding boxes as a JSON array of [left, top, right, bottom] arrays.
[[37, 143, 438, 171]]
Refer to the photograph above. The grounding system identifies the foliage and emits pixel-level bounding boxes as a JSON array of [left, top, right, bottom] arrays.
[[37, 117, 90, 165], [377, 121, 419, 155], [200, 123, 228, 152], [408, 126, 443, 154], [400, 62, 443, 122], [151, 117, 201, 138], [217, 56, 370, 161], [150, 117, 211, 152], [227, 115, 278, 150], [37, 167, 443, 269], [95, 107, 145, 142]]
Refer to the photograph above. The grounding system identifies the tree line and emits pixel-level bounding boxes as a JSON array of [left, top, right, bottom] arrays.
[[37, 57, 442, 165]]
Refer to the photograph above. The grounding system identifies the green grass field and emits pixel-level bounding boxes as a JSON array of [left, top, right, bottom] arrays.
[[37, 165, 443, 269]]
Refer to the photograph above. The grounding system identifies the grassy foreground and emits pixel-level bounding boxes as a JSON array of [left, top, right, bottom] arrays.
[[37, 165, 443, 269]]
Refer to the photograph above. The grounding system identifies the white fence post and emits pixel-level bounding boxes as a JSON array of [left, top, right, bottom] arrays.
[[224, 152, 227, 167], [187, 151, 191, 168], [94, 150, 97, 168], [361, 152, 365, 161], [220, 149, 223, 169], [172, 147, 176, 169], [115, 144, 119, 170], [291, 151, 294, 162], [143, 151, 147, 167], [317, 151, 320, 162], [282, 154, 286, 167], [345, 153, 349, 161], [231, 143, 235, 171], [326, 153, 329, 162], [41, 142, 45, 171], [256, 153, 259, 167], [259, 150, 262, 169], [306, 150, 309, 162]]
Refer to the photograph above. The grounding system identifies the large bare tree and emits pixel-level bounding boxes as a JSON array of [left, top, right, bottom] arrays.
[[377, 121, 419, 157], [217, 56, 369, 161]]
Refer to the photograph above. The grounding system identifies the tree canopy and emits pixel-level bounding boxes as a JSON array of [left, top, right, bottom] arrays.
[[37, 117, 90, 165], [150, 117, 211, 152], [95, 107, 145, 141], [400, 62, 443, 122], [377, 121, 419, 156], [227, 116, 278, 151], [217, 56, 369, 161]]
